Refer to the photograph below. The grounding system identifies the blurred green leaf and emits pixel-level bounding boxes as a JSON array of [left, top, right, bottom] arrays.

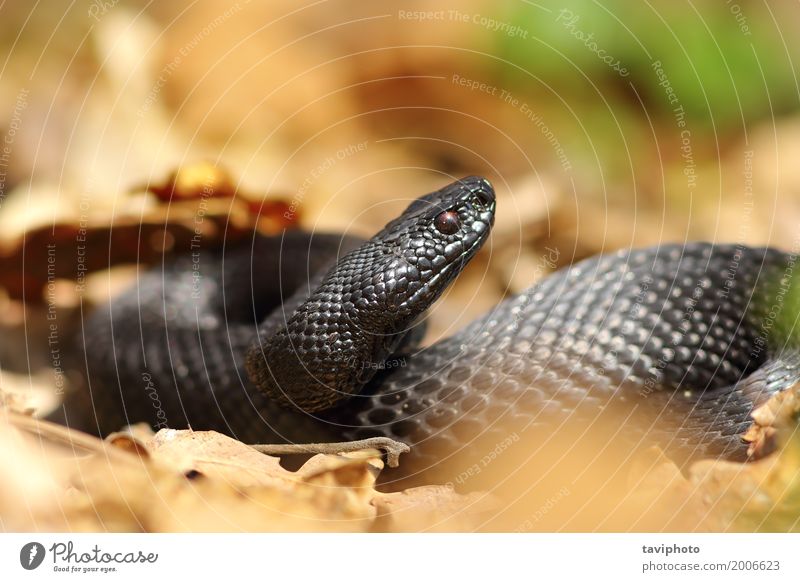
[[492, 0, 799, 131]]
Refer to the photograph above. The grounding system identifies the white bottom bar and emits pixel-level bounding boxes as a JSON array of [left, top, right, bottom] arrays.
[[1, 534, 798, 581]]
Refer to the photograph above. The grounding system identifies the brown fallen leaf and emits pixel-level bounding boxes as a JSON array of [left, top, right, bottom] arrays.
[[105, 431, 151, 458], [372, 485, 500, 532], [66, 452, 377, 532], [0, 165, 296, 304], [744, 381, 800, 458], [616, 385, 800, 531], [695, 384, 800, 531], [618, 446, 713, 531], [145, 429, 301, 490], [0, 413, 377, 531], [0, 369, 60, 417], [1, 410, 527, 532]]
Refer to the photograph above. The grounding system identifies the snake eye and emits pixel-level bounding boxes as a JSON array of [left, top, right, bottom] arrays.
[[434, 210, 460, 235]]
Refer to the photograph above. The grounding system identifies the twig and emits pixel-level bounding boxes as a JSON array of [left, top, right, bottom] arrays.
[[250, 437, 410, 468], [6, 411, 136, 463]]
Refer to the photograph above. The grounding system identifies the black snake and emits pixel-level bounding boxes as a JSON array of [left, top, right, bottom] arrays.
[[58, 176, 800, 483]]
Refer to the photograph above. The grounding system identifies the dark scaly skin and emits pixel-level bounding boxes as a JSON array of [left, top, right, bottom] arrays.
[[64, 177, 495, 448], [244, 177, 495, 412], [67, 231, 367, 444], [63, 176, 800, 485], [337, 243, 800, 479]]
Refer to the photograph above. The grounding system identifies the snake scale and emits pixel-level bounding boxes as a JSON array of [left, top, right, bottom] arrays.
[[59, 176, 800, 483]]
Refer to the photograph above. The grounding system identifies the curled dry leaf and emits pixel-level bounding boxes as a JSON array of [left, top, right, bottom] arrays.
[[621, 446, 711, 531], [144, 162, 238, 202], [0, 164, 296, 303], [0, 411, 71, 531], [697, 383, 800, 531], [296, 448, 384, 483], [620, 385, 800, 531], [80, 430, 387, 531], [372, 485, 502, 532], [744, 381, 800, 458], [0, 369, 60, 416], [66, 453, 377, 532], [146, 429, 301, 489], [105, 431, 151, 458], [0, 408, 496, 532]]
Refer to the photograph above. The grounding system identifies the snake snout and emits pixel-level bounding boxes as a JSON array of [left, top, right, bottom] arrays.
[[458, 175, 495, 208]]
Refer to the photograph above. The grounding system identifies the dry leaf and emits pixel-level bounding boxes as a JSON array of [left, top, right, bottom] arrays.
[[0, 164, 295, 304], [146, 429, 301, 490], [373, 485, 500, 532]]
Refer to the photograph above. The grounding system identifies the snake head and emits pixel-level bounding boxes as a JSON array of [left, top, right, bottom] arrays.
[[367, 175, 496, 315], [247, 176, 495, 413]]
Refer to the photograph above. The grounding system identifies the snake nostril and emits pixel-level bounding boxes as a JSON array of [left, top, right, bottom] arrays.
[[473, 187, 494, 207]]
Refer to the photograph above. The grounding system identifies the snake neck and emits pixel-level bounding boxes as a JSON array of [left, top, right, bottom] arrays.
[[243, 178, 496, 413], [244, 243, 423, 413]]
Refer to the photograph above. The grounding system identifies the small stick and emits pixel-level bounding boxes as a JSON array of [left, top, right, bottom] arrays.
[[250, 437, 410, 468]]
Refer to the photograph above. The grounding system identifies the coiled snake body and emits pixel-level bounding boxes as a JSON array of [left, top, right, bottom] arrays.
[[64, 177, 800, 482]]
